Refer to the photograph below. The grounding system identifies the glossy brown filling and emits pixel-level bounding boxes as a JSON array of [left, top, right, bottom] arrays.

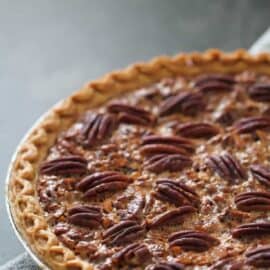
[[38, 72, 270, 269]]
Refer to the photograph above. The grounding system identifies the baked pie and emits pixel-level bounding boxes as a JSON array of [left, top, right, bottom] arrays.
[[7, 50, 270, 269]]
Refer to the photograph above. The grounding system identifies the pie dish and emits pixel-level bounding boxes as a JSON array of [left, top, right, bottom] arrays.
[[6, 49, 270, 270]]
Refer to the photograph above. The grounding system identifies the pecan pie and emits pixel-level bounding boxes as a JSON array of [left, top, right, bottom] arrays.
[[7, 50, 270, 269]]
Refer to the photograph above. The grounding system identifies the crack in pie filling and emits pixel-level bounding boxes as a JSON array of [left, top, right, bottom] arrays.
[[35, 70, 270, 270]]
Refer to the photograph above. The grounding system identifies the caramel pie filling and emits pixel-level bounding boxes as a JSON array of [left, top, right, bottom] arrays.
[[38, 72, 270, 269]]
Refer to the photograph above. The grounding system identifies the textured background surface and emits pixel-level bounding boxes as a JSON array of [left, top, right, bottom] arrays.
[[1, 0, 270, 264]]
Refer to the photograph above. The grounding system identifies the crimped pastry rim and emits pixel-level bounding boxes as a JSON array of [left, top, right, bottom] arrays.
[[6, 49, 270, 270], [6, 109, 56, 270]]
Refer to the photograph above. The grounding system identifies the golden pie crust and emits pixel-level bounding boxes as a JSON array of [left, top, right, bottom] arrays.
[[7, 49, 270, 270]]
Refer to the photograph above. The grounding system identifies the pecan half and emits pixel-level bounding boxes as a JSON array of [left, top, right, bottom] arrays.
[[148, 205, 195, 229], [68, 205, 102, 228], [235, 191, 270, 211], [248, 83, 270, 102], [107, 102, 154, 125], [210, 257, 243, 270], [40, 155, 87, 175], [141, 135, 195, 157], [103, 220, 145, 246], [246, 245, 270, 267], [250, 164, 270, 187], [169, 230, 219, 252], [112, 243, 152, 266], [79, 112, 116, 146], [144, 154, 192, 173], [176, 122, 219, 138], [193, 74, 235, 92], [153, 179, 199, 207], [76, 171, 131, 199], [159, 91, 205, 116], [148, 262, 184, 270], [233, 116, 270, 134], [206, 153, 246, 183], [232, 222, 270, 238]]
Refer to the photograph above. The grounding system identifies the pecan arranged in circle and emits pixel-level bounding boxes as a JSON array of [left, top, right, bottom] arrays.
[[232, 222, 270, 238], [176, 122, 219, 138], [168, 230, 219, 252], [141, 135, 195, 156], [40, 155, 87, 175], [159, 91, 205, 116], [68, 205, 102, 228], [76, 171, 131, 199], [112, 243, 152, 266], [148, 205, 195, 229], [148, 262, 184, 270], [235, 191, 270, 212], [107, 102, 155, 125], [245, 245, 270, 267], [250, 164, 270, 187], [79, 112, 116, 146], [248, 83, 270, 102], [145, 154, 192, 173], [206, 153, 246, 183], [193, 73, 235, 92], [233, 116, 270, 134], [103, 220, 145, 246], [153, 179, 199, 207]]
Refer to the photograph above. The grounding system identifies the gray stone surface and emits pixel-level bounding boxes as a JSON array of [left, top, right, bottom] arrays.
[[0, 254, 38, 270], [0, 0, 270, 265]]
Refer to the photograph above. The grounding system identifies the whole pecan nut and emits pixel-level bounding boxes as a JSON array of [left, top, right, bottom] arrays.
[[153, 179, 199, 207], [206, 153, 246, 183], [79, 112, 116, 146], [145, 154, 192, 173], [40, 155, 87, 175], [107, 102, 155, 125], [193, 74, 235, 92], [245, 245, 270, 267], [159, 91, 205, 116], [112, 243, 152, 266], [103, 220, 145, 246], [235, 191, 270, 211], [176, 122, 219, 138], [169, 230, 219, 252], [233, 116, 270, 134], [148, 205, 195, 229], [250, 164, 270, 187], [68, 205, 102, 228], [248, 83, 270, 102], [232, 222, 270, 238], [76, 171, 131, 199]]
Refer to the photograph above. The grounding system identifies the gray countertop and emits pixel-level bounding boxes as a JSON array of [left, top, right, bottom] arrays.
[[1, 0, 270, 265]]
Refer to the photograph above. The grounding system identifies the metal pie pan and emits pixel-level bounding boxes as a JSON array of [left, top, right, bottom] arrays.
[[5, 108, 60, 270]]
